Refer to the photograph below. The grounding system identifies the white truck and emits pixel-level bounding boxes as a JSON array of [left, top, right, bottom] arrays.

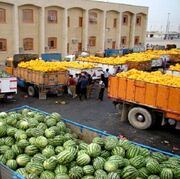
[[0, 69, 17, 100]]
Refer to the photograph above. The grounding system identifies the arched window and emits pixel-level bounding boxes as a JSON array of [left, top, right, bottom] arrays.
[[48, 10, 57, 23], [48, 37, 57, 49], [89, 36, 96, 47], [23, 9, 33, 23], [0, 39, 7, 51], [89, 12, 97, 24], [23, 38, 33, 50], [0, 8, 6, 23]]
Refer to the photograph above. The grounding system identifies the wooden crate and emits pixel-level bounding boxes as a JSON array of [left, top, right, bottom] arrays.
[[57, 71, 69, 85], [127, 61, 152, 71]]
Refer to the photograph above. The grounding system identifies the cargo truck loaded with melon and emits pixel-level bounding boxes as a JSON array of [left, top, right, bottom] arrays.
[[5, 54, 68, 99], [108, 70, 180, 130]]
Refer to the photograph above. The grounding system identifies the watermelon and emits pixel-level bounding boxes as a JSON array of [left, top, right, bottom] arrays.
[[78, 150, 87, 156], [121, 165, 139, 179], [7, 127, 17, 136], [69, 166, 84, 179], [0, 122, 7, 137], [18, 120, 29, 130], [83, 165, 95, 175], [25, 145, 39, 156], [92, 137, 104, 146], [0, 155, 7, 164], [26, 173, 39, 179], [45, 128, 56, 138], [14, 130, 27, 141], [25, 161, 44, 175], [50, 112, 62, 120], [0, 145, 10, 154], [82, 176, 94, 179], [37, 123, 47, 130], [108, 155, 125, 168], [112, 146, 125, 157], [6, 159, 17, 170], [16, 154, 30, 166], [55, 174, 70, 179], [42, 147, 55, 158], [104, 160, 119, 172], [57, 148, 77, 164], [63, 139, 77, 149], [4, 149, 15, 160], [129, 155, 146, 169], [17, 139, 30, 148], [104, 136, 118, 150], [6, 117, 17, 126], [4, 136, 15, 146], [151, 152, 168, 163], [147, 175, 160, 179], [11, 144, 23, 155], [93, 157, 106, 170], [56, 121, 67, 132], [160, 168, 173, 179], [31, 128, 44, 137], [79, 142, 88, 150], [87, 143, 101, 158], [31, 153, 46, 163], [126, 146, 141, 159], [77, 153, 91, 166], [40, 170, 55, 179], [146, 160, 161, 174], [108, 172, 120, 179], [16, 168, 28, 177], [55, 146, 65, 154], [46, 117, 57, 127], [29, 137, 36, 145], [35, 136, 48, 148], [43, 156, 57, 170], [100, 150, 111, 159], [55, 165, 68, 174], [138, 167, 150, 178], [48, 135, 64, 146]]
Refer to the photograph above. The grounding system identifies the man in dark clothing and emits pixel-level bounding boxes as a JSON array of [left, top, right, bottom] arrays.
[[79, 75, 89, 100]]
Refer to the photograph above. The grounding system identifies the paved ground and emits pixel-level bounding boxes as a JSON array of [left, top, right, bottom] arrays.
[[0, 86, 180, 156]]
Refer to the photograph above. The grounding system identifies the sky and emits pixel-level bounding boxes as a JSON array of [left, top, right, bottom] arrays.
[[95, 0, 180, 32]]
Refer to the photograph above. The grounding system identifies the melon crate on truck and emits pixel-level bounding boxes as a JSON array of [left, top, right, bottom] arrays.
[[108, 72, 180, 130], [4, 55, 69, 99]]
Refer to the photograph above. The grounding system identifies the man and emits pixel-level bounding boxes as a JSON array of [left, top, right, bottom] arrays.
[[79, 75, 88, 100], [104, 68, 110, 88]]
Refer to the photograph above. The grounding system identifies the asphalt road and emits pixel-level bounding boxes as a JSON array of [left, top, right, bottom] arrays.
[[0, 87, 180, 156]]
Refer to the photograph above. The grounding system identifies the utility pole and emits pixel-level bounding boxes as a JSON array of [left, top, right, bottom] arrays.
[[165, 13, 170, 39]]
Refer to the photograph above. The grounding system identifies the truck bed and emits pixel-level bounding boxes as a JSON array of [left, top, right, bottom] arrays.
[[108, 76, 180, 121]]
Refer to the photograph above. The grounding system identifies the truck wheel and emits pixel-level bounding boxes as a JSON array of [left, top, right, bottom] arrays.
[[27, 86, 36, 97], [128, 107, 153, 130]]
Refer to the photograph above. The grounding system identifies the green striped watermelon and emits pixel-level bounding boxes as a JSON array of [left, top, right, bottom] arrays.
[[16, 154, 30, 166], [160, 168, 173, 179], [76, 153, 91, 166], [69, 166, 84, 179], [93, 157, 106, 170], [121, 165, 139, 179], [83, 165, 95, 175], [87, 143, 101, 158]]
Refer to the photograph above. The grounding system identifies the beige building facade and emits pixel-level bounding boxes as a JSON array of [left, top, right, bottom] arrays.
[[0, 0, 148, 63]]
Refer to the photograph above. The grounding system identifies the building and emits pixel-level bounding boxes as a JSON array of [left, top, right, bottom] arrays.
[[0, 0, 148, 63]]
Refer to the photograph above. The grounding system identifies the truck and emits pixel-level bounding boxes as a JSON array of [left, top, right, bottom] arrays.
[[5, 54, 69, 99], [0, 69, 17, 100], [108, 76, 180, 130]]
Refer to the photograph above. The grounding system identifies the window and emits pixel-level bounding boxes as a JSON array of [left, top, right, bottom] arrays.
[[48, 10, 57, 23], [122, 15, 128, 25], [23, 38, 33, 50], [134, 36, 140, 45], [79, 17, 83, 27], [113, 18, 117, 28], [89, 36, 96, 47], [0, 39, 7, 51], [121, 36, 127, 45], [23, 9, 33, 23], [0, 8, 6, 23], [112, 41, 116, 49], [78, 42, 82, 51], [136, 16, 141, 25], [48, 37, 57, 49], [89, 12, 97, 24], [68, 16, 70, 27]]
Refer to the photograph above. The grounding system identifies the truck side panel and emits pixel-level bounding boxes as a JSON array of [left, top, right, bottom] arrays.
[[108, 76, 180, 120]]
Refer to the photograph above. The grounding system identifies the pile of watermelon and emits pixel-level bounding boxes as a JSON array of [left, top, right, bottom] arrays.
[[0, 109, 179, 179]]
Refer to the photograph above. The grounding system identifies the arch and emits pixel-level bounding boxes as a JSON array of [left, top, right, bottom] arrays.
[[68, 7, 85, 11], [19, 4, 41, 8], [89, 8, 103, 12], [107, 10, 119, 14], [45, 5, 64, 10], [122, 11, 134, 15]]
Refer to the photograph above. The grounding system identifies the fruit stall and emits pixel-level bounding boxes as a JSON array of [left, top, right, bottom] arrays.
[[165, 64, 180, 76], [0, 105, 179, 179]]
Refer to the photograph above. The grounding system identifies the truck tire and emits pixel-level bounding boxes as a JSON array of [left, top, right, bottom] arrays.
[[27, 86, 36, 97], [128, 107, 153, 130]]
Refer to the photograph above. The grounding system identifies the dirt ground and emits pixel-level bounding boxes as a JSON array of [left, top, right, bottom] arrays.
[[0, 86, 179, 156]]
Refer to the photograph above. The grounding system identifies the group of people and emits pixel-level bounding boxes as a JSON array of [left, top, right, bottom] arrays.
[[67, 68, 111, 101]]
